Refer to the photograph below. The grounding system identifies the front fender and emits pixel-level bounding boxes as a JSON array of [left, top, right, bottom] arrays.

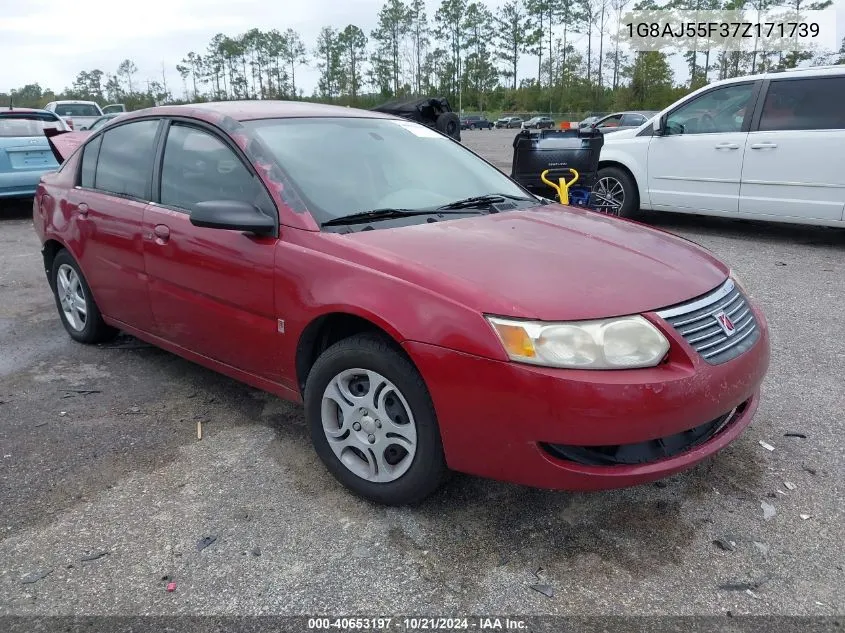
[[599, 142, 652, 210], [273, 238, 512, 383]]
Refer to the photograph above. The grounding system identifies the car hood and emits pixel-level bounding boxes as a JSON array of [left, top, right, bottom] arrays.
[[602, 127, 640, 141], [342, 205, 728, 321]]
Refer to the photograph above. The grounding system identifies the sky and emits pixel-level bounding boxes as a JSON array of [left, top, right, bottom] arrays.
[[1, 0, 843, 98]]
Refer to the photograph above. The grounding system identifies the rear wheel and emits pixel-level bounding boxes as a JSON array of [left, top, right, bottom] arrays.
[[592, 166, 639, 219], [435, 112, 461, 141], [51, 249, 118, 344], [304, 333, 449, 505]]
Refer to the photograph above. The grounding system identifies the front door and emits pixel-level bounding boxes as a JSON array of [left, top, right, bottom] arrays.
[[739, 75, 845, 223], [647, 81, 759, 214], [142, 121, 283, 381]]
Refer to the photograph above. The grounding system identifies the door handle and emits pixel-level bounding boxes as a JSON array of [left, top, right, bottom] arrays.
[[750, 142, 778, 149], [714, 143, 739, 150], [77, 202, 89, 216], [153, 224, 170, 244]]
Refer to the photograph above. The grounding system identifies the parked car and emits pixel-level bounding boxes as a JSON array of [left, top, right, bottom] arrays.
[[590, 111, 658, 134], [596, 65, 845, 225], [0, 108, 68, 199], [495, 116, 524, 128], [36, 101, 770, 505], [460, 115, 493, 130], [522, 116, 555, 129], [83, 113, 124, 131], [43, 100, 104, 131]]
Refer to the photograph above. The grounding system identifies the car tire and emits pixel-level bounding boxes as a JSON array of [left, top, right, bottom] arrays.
[[304, 332, 450, 506], [470, 124, 476, 130], [593, 166, 639, 219], [51, 249, 119, 344], [435, 112, 461, 141]]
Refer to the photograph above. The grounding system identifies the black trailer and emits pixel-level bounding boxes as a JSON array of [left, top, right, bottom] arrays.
[[371, 97, 461, 142]]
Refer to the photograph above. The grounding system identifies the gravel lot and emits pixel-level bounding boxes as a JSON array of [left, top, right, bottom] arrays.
[[0, 129, 843, 617]]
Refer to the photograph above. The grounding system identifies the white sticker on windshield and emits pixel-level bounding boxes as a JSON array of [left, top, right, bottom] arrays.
[[391, 120, 444, 138]]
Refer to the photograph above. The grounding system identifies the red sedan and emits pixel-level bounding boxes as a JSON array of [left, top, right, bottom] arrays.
[[33, 101, 770, 505]]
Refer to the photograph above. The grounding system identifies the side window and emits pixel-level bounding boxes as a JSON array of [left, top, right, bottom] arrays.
[[598, 114, 623, 128], [79, 135, 102, 188], [621, 113, 644, 126], [94, 120, 160, 199], [665, 83, 755, 136], [159, 124, 269, 214], [759, 77, 845, 132]]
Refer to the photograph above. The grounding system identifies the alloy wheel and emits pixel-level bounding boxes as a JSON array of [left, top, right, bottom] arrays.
[[591, 176, 626, 215], [56, 264, 87, 331]]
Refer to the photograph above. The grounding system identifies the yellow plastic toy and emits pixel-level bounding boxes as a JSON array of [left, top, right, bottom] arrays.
[[540, 168, 579, 205]]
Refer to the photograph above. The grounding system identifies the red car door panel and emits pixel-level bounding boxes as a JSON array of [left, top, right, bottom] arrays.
[[142, 205, 280, 380], [142, 122, 281, 381], [68, 189, 155, 330], [66, 119, 160, 331]]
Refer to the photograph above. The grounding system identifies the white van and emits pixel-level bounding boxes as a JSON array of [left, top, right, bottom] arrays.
[[594, 65, 845, 227]]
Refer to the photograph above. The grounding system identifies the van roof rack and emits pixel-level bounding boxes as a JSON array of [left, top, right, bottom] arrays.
[[771, 64, 845, 73]]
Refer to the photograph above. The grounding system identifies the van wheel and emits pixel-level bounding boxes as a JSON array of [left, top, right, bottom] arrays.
[[304, 333, 449, 505], [593, 166, 639, 218], [51, 250, 118, 344]]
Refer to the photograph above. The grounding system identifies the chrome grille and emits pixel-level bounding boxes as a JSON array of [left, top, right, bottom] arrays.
[[655, 279, 760, 365]]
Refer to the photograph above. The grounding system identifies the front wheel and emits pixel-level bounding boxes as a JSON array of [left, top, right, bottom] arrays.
[[304, 333, 449, 505], [592, 166, 639, 218]]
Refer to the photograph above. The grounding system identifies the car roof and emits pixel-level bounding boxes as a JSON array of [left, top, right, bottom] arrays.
[[1, 107, 55, 115], [51, 100, 100, 105], [119, 100, 397, 124]]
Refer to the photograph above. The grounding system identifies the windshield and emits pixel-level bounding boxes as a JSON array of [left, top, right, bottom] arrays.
[[54, 103, 100, 117], [0, 112, 64, 137], [245, 117, 532, 223]]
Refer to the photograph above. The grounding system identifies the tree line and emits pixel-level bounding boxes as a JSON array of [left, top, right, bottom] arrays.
[[3, 0, 843, 117]]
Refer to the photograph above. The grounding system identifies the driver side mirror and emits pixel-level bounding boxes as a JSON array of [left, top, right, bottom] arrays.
[[190, 200, 276, 236], [653, 114, 667, 135]]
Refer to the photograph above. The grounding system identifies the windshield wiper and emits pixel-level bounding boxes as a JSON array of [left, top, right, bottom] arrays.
[[437, 193, 537, 210], [321, 207, 482, 227]]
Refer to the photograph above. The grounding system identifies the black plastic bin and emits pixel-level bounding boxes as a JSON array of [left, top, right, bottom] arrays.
[[510, 128, 604, 199]]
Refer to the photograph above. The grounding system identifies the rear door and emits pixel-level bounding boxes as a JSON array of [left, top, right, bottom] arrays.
[[646, 81, 760, 214], [69, 118, 162, 332], [142, 120, 282, 380], [738, 75, 845, 223]]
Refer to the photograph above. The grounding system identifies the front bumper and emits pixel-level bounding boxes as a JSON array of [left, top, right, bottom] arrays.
[[403, 302, 770, 491]]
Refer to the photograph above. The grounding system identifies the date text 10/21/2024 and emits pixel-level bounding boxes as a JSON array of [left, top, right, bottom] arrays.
[[307, 617, 528, 630]]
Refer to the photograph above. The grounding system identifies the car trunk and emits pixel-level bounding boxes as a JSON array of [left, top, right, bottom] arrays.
[[0, 136, 57, 172]]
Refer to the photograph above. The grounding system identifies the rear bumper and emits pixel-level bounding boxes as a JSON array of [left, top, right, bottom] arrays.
[[0, 170, 50, 199], [403, 302, 770, 491]]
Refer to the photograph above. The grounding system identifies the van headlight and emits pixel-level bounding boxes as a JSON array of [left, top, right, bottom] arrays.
[[486, 315, 670, 369]]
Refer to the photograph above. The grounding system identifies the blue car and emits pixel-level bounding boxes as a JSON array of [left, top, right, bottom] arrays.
[[0, 108, 68, 199]]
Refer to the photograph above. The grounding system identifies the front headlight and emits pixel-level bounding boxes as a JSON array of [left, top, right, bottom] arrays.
[[486, 315, 670, 369]]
